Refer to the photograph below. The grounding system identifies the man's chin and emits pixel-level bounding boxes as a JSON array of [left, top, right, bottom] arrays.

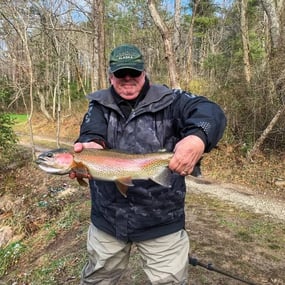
[[121, 92, 139, 100]]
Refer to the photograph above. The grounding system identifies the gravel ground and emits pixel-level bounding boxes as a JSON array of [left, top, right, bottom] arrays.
[[186, 176, 285, 221]]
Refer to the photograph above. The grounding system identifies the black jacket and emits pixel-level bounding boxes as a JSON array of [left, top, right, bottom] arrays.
[[76, 84, 226, 241]]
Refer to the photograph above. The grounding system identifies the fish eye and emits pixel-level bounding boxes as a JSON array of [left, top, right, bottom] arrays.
[[47, 152, 53, 158]]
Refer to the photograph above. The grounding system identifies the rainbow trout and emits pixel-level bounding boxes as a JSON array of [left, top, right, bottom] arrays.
[[36, 148, 173, 197]]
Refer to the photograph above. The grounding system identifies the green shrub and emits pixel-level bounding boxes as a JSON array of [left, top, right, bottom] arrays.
[[0, 113, 18, 162]]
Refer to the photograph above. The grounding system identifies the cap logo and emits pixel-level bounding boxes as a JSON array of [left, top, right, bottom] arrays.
[[117, 53, 135, 60]]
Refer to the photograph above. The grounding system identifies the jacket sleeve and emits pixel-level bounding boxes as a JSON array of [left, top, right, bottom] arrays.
[[75, 100, 108, 147], [172, 90, 227, 152]]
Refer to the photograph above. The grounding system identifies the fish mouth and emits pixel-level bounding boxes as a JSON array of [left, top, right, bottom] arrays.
[[38, 164, 65, 174], [35, 158, 69, 175], [35, 157, 46, 164]]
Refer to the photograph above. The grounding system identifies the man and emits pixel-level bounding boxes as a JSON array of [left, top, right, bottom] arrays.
[[73, 44, 226, 284]]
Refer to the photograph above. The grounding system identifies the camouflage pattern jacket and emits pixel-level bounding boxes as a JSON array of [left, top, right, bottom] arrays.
[[76, 84, 226, 241]]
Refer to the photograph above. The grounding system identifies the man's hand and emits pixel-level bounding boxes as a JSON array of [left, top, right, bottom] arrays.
[[69, 142, 103, 179], [168, 135, 205, 176], [74, 141, 104, 152]]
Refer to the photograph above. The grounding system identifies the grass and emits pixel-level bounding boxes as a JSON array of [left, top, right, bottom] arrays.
[[216, 205, 285, 247], [22, 255, 72, 285], [0, 195, 89, 282], [9, 113, 28, 124], [0, 242, 26, 276]]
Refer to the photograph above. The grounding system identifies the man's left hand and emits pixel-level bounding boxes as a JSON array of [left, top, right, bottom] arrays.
[[168, 135, 205, 176]]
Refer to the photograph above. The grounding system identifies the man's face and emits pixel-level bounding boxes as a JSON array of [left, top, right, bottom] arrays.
[[109, 69, 146, 100]]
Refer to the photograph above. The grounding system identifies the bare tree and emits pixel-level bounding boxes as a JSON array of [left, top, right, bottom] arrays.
[[0, 1, 36, 157], [185, 0, 200, 87], [260, 0, 281, 51], [240, 0, 251, 84], [248, 0, 285, 159], [173, 0, 181, 59], [92, 0, 107, 89], [147, 0, 180, 88]]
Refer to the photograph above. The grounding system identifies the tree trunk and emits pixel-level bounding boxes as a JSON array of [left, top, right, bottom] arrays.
[[260, 0, 281, 51], [0, 6, 36, 158], [240, 0, 251, 84], [147, 0, 180, 88], [248, 0, 285, 158], [173, 0, 181, 64], [185, 0, 200, 88], [93, 0, 107, 90], [247, 105, 285, 159], [37, 90, 52, 120]]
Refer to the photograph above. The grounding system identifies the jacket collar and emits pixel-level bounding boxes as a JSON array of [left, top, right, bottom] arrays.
[[86, 83, 175, 115]]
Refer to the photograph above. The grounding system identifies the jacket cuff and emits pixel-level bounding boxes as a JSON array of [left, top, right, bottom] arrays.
[[93, 139, 107, 148], [188, 129, 207, 147]]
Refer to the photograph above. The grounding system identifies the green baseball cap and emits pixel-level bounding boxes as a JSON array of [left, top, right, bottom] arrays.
[[109, 44, 144, 73]]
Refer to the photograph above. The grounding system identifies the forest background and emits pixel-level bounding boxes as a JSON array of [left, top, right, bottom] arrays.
[[1, 1, 285, 284], [0, 0, 285, 159]]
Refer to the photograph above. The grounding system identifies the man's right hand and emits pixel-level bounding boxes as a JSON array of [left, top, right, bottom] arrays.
[[74, 141, 104, 152], [69, 142, 103, 179]]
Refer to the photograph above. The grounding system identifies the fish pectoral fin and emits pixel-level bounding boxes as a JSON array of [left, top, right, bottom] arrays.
[[72, 162, 90, 177], [151, 167, 172, 188], [72, 162, 91, 187], [117, 177, 134, 187], [115, 177, 134, 198]]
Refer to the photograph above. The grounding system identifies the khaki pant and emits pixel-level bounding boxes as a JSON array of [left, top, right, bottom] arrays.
[[80, 223, 189, 285]]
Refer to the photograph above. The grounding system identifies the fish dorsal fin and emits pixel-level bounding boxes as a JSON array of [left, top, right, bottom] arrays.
[[151, 167, 172, 188], [115, 177, 134, 197]]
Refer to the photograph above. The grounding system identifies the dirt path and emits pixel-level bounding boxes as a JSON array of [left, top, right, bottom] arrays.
[[186, 177, 285, 221]]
